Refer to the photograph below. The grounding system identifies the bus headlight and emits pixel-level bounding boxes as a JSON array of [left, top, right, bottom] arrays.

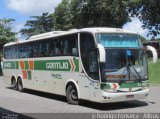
[[103, 89, 117, 93], [141, 86, 149, 90]]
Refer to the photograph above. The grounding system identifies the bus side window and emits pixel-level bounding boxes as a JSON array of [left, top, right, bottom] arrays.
[[54, 38, 61, 56], [64, 40, 68, 55], [4, 47, 8, 59], [34, 48, 39, 57], [48, 40, 54, 56], [68, 34, 78, 56], [72, 48, 78, 56], [15, 45, 18, 59], [28, 44, 33, 58], [55, 48, 60, 55], [49, 49, 54, 56]]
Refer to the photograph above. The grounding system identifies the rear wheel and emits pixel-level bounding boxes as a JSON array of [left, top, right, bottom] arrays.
[[11, 77, 17, 89], [66, 85, 78, 105], [17, 78, 24, 92]]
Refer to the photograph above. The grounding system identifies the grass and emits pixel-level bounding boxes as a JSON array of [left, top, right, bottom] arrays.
[[148, 58, 160, 84]]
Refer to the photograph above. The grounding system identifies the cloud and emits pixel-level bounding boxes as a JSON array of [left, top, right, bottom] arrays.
[[5, 0, 62, 16], [13, 22, 25, 32], [12, 22, 26, 40], [123, 17, 150, 39]]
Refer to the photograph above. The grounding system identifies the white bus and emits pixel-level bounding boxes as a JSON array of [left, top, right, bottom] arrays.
[[3, 28, 150, 104]]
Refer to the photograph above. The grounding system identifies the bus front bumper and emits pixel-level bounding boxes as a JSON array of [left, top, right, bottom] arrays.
[[100, 89, 149, 103]]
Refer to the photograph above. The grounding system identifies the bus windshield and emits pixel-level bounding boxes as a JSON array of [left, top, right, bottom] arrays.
[[101, 49, 148, 83], [96, 33, 147, 83]]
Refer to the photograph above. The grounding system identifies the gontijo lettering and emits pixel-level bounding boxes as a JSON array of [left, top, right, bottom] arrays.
[[46, 62, 69, 70]]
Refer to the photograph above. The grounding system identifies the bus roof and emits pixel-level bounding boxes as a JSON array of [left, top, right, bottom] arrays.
[[4, 27, 138, 47]]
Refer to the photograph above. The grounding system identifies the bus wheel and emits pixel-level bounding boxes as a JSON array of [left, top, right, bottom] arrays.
[[66, 85, 78, 105], [11, 77, 17, 89], [17, 78, 24, 92]]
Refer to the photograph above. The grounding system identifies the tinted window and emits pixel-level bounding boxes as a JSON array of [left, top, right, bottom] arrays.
[[80, 33, 96, 75], [4, 34, 78, 59]]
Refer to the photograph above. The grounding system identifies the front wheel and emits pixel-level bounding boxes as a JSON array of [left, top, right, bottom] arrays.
[[66, 85, 78, 105]]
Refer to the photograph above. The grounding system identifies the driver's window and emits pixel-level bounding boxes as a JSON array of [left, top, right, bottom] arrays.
[[80, 33, 96, 74], [89, 50, 99, 80]]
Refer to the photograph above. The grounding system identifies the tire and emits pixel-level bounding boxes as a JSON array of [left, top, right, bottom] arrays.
[[11, 77, 17, 90], [17, 78, 24, 92], [66, 85, 79, 105]]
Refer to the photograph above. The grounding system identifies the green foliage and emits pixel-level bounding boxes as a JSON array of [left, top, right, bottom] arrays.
[[19, 0, 160, 39], [139, 35, 147, 43], [0, 18, 16, 43], [155, 38, 160, 41], [54, 0, 130, 30], [0, 18, 16, 53], [21, 0, 131, 37], [20, 13, 54, 38], [54, 0, 73, 30], [148, 59, 160, 84], [128, 0, 160, 38]]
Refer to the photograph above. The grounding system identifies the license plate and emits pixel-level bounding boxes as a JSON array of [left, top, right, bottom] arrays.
[[126, 95, 134, 99]]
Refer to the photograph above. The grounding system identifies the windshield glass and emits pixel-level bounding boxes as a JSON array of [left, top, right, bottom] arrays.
[[101, 49, 148, 82], [96, 33, 142, 48], [96, 33, 147, 82]]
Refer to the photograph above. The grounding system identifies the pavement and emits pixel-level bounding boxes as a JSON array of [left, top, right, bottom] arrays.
[[0, 76, 160, 119]]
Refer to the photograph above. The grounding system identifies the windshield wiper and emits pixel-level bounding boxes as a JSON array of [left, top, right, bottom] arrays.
[[118, 64, 129, 86], [130, 64, 142, 83], [119, 63, 142, 86], [119, 50, 142, 85]]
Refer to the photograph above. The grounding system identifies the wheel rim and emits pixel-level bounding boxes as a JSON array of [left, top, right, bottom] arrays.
[[12, 80, 16, 87], [18, 80, 22, 91], [70, 89, 78, 100], [11, 80, 16, 88]]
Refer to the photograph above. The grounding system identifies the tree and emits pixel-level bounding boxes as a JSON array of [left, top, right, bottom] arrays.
[[139, 35, 147, 43], [81, 0, 129, 28], [20, 0, 133, 37], [54, 0, 73, 30], [0, 18, 16, 55], [128, 0, 160, 38], [53, 0, 130, 30], [20, 13, 54, 38]]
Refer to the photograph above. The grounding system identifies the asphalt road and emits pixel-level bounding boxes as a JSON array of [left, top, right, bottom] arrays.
[[0, 76, 160, 119]]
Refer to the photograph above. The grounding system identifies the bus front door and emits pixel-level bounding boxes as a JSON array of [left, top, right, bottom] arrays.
[[88, 50, 100, 102]]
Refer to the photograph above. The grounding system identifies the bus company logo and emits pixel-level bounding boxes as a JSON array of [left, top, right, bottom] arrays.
[[138, 83, 142, 87], [46, 62, 69, 70], [4, 62, 12, 68]]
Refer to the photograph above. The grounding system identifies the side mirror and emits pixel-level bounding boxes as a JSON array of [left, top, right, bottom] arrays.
[[146, 45, 158, 63], [97, 44, 106, 63]]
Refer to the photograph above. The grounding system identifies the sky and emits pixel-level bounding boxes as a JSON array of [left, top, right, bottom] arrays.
[[0, 0, 159, 40]]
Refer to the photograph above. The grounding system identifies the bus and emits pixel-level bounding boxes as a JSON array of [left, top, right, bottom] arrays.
[[3, 28, 150, 104]]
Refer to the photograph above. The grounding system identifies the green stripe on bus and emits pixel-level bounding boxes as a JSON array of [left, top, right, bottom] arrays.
[[15, 61, 19, 69], [34, 59, 79, 72], [101, 83, 111, 89], [120, 82, 142, 88], [24, 61, 29, 70], [120, 81, 149, 88], [74, 58, 79, 72], [3, 59, 79, 72], [27, 71, 32, 80], [101, 81, 149, 89]]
